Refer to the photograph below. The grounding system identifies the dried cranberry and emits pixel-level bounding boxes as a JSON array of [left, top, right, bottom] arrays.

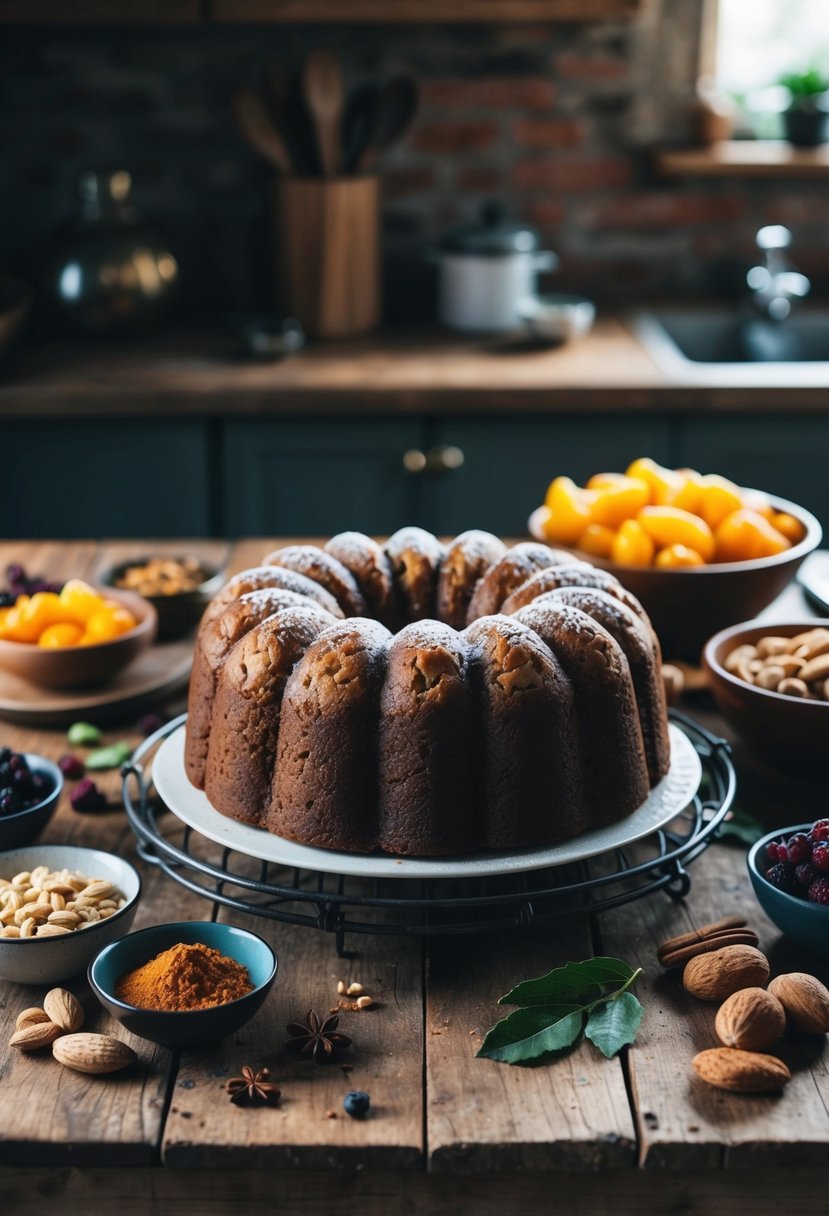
[[6, 563, 25, 586], [137, 712, 163, 737], [765, 840, 787, 864], [810, 819, 829, 843], [808, 877, 829, 905], [69, 778, 108, 814], [812, 843, 829, 873], [58, 754, 85, 780], [765, 861, 797, 893], [786, 833, 811, 865], [796, 863, 818, 889]]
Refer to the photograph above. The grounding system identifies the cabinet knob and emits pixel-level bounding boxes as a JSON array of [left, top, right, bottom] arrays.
[[402, 448, 427, 474], [427, 444, 465, 473]]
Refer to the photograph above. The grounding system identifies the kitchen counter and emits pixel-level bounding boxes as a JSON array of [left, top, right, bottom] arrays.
[[0, 538, 828, 1216], [2, 315, 828, 417]]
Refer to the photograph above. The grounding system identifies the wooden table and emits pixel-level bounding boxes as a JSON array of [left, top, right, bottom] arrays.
[[1, 539, 827, 1216]]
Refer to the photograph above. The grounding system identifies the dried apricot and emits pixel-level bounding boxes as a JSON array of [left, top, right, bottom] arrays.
[[590, 476, 650, 528], [699, 475, 744, 530], [543, 477, 594, 545], [638, 506, 716, 562], [37, 622, 84, 649], [612, 519, 655, 567], [577, 524, 616, 559], [655, 544, 705, 568], [714, 509, 791, 562]]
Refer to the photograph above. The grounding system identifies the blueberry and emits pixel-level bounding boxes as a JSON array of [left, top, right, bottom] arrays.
[[343, 1091, 370, 1119]]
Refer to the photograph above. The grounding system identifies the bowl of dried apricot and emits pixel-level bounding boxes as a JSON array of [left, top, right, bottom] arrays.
[[703, 621, 829, 771], [0, 580, 157, 690], [529, 458, 822, 660]]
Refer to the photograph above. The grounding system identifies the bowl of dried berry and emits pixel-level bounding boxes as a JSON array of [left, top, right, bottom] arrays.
[[703, 621, 829, 771], [0, 749, 62, 850], [101, 556, 224, 642], [88, 920, 277, 1048], [748, 820, 829, 960]]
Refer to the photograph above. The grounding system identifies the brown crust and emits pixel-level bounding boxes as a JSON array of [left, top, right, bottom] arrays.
[[324, 533, 396, 627], [261, 546, 366, 617], [465, 543, 575, 623], [437, 530, 507, 630], [501, 564, 648, 622], [384, 527, 446, 624], [205, 565, 343, 623]]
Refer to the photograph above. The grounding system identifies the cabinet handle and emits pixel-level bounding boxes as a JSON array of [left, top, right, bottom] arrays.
[[402, 448, 427, 474], [402, 446, 465, 475]]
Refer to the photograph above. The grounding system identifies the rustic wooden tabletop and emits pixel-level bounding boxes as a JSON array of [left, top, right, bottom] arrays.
[[0, 539, 827, 1216]]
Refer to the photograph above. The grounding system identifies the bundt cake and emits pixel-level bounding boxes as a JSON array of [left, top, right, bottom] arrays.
[[185, 528, 670, 856]]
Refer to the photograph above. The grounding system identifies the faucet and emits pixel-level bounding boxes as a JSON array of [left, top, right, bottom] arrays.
[[747, 226, 811, 321]]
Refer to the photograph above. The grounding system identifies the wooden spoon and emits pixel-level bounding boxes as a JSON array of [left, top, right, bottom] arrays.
[[233, 88, 293, 174], [302, 49, 345, 178], [356, 75, 419, 173]]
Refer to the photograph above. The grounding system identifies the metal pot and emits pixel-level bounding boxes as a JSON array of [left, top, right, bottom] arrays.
[[436, 202, 557, 333]]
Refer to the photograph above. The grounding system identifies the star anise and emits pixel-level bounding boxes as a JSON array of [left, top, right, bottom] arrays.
[[284, 1008, 353, 1062], [226, 1065, 281, 1106]]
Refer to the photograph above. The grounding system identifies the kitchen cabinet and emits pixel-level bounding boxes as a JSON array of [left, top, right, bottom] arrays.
[[678, 417, 829, 532], [421, 415, 673, 535], [3, 420, 210, 540], [222, 418, 424, 536]]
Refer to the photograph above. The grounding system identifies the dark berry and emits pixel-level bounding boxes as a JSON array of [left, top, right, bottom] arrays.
[[0, 762, 10, 783], [343, 1091, 370, 1119], [765, 840, 787, 864], [0, 748, 10, 765], [787, 833, 811, 865], [0, 792, 19, 815], [6, 563, 25, 585], [137, 712, 163, 737], [765, 861, 797, 893], [69, 777, 108, 814], [796, 863, 818, 889], [810, 818, 829, 843], [12, 768, 33, 794], [808, 877, 829, 905], [58, 754, 85, 780], [8, 754, 24, 773], [812, 843, 829, 872]]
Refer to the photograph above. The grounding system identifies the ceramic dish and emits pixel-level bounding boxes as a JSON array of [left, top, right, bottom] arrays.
[[703, 620, 829, 771], [748, 825, 829, 960], [0, 754, 62, 850], [529, 493, 822, 660], [89, 921, 277, 1048], [0, 844, 141, 984], [517, 293, 596, 344], [0, 587, 157, 691], [100, 558, 224, 642], [151, 720, 701, 880]]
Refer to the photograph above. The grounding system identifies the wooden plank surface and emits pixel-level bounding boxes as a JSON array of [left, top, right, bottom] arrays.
[[656, 141, 829, 179]]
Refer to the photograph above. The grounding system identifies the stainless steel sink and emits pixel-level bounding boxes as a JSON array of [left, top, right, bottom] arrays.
[[633, 307, 829, 386]]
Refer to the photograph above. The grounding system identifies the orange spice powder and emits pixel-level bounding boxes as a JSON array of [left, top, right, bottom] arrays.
[[115, 942, 253, 1011]]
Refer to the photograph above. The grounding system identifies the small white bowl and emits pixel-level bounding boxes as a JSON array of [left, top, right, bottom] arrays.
[[518, 293, 596, 344], [0, 844, 141, 985]]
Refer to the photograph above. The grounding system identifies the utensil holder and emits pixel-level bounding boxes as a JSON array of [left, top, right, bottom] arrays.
[[274, 176, 381, 339]]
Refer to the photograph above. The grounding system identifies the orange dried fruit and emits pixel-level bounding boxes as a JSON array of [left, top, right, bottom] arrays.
[[698, 474, 744, 530], [637, 506, 716, 562], [654, 544, 705, 568], [58, 580, 104, 625], [37, 622, 84, 649], [772, 512, 805, 544], [714, 509, 791, 562], [577, 524, 616, 559], [543, 477, 594, 545], [625, 457, 684, 506], [590, 476, 650, 528], [611, 519, 655, 567]]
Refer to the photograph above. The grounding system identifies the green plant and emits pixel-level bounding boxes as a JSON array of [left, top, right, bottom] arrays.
[[779, 68, 829, 112]]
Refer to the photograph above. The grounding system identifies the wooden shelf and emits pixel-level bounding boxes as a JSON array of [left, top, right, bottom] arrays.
[[655, 140, 829, 179], [208, 0, 642, 20]]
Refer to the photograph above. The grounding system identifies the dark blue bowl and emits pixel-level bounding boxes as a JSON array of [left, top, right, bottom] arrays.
[[748, 825, 829, 961], [88, 920, 277, 1048], [0, 754, 62, 850]]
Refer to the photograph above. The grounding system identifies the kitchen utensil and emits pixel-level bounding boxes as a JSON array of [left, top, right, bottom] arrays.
[[233, 88, 294, 174], [436, 202, 558, 333], [748, 827, 829, 959], [342, 82, 380, 174], [797, 552, 829, 614], [240, 316, 305, 361], [356, 74, 418, 173], [518, 294, 596, 345], [302, 49, 345, 177]]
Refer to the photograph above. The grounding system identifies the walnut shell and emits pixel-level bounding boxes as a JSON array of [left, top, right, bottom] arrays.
[[768, 973, 829, 1035], [683, 945, 770, 1002], [693, 1048, 791, 1094], [714, 987, 785, 1051]]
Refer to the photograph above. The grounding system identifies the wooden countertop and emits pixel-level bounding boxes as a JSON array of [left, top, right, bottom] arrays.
[[0, 539, 828, 1215], [3, 318, 828, 418]]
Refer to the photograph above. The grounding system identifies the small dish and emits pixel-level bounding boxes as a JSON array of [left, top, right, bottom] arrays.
[[748, 826, 829, 960], [89, 920, 277, 1048], [517, 293, 596, 345], [0, 844, 141, 985], [0, 753, 62, 850], [101, 559, 223, 642], [703, 620, 829, 771], [0, 587, 157, 690]]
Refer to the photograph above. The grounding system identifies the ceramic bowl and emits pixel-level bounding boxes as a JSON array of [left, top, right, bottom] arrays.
[[100, 558, 224, 642], [703, 619, 829, 771], [748, 825, 829, 960], [518, 293, 596, 344], [0, 754, 62, 851], [529, 493, 822, 661], [0, 844, 141, 985], [0, 586, 157, 690], [88, 920, 277, 1048]]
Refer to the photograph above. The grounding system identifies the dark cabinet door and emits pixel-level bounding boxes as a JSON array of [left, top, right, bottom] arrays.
[[678, 417, 829, 533], [222, 418, 425, 536], [423, 415, 673, 536], [2, 420, 210, 539]]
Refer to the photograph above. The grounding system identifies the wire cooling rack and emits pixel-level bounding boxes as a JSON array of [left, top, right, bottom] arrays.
[[122, 710, 735, 957]]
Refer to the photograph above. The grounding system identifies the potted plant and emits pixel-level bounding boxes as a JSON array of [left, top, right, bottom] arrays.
[[778, 68, 829, 147]]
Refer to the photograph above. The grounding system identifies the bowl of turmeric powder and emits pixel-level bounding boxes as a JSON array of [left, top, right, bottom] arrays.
[[88, 920, 277, 1047]]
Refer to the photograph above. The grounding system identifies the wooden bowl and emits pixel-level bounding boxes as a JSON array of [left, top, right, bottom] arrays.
[[0, 587, 157, 691], [703, 620, 829, 772], [529, 494, 822, 661]]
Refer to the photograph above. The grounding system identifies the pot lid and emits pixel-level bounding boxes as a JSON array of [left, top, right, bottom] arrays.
[[440, 201, 542, 256]]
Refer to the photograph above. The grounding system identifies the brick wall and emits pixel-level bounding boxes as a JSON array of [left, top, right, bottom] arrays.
[[1, 0, 827, 323]]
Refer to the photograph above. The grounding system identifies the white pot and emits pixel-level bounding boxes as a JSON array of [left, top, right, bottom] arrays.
[[437, 250, 557, 333]]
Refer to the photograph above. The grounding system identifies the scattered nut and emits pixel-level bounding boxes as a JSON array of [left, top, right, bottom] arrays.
[[682, 945, 769, 1002], [356, 996, 373, 1009], [661, 664, 685, 706], [15, 1007, 50, 1032], [714, 987, 786, 1052], [692, 1048, 790, 1094], [9, 1021, 63, 1051], [52, 1032, 137, 1075], [768, 973, 829, 1035], [337, 981, 346, 995], [346, 983, 364, 996], [43, 988, 85, 1034]]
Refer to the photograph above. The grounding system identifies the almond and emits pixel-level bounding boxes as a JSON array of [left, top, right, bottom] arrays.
[[52, 1032, 136, 1075], [43, 988, 85, 1034], [768, 973, 829, 1035], [714, 987, 786, 1051], [9, 1020, 63, 1051], [693, 1047, 790, 1093], [15, 1007, 50, 1032], [683, 945, 770, 1002]]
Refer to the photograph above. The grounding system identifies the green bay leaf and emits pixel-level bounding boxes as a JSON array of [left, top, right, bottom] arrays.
[[584, 991, 644, 1058], [476, 1004, 584, 1064], [500, 956, 636, 1008]]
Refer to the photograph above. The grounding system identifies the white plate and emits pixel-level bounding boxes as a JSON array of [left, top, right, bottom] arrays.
[[151, 723, 701, 881]]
